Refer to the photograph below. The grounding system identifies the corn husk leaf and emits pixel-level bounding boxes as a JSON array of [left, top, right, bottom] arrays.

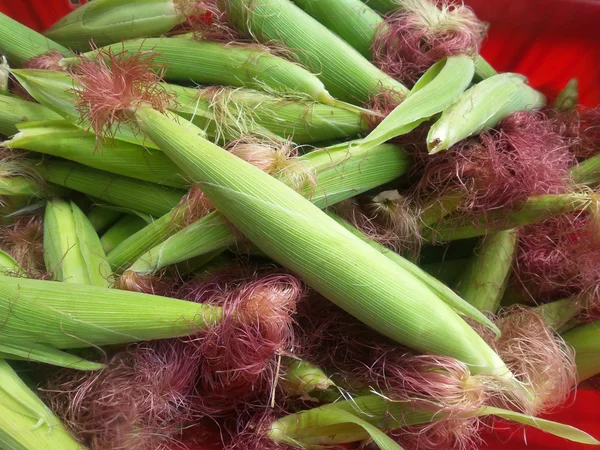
[[562, 321, 600, 382], [0, 359, 84, 450], [0, 95, 62, 137], [427, 73, 546, 153], [360, 55, 475, 149], [0, 250, 24, 276]]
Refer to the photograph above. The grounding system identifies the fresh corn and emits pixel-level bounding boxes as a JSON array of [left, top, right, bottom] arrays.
[[120, 141, 411, 273], [423, 193, 592, 242], [39, 160, 185, 217], [86, 206, 123, 234], [0, 13, 70, 66], [455, 229, 518, 314], [0, 274, 221, 348], [133, 105, 515, 380], [220, 0, 408, 104], [572, 154, 600, 186], [428, 73, 547, 153], [4, 121, 189, 189], [44, 198, 112, 287], [66, 37, 337, 104], [562, 321, 600, 382], [44, 0, 193, 51]]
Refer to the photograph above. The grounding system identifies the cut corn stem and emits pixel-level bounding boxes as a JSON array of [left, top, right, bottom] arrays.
[[423, 193, 592, 242], [134, 105, 512, 378], [66, 36, 336, 104], [270, 394, 600, 447], [123, 142, 411, 274], [5, 120, 190, 189], [39, 160, 185, 217], [562, 321, 600, 382], [359, 55, 475, 149], [0, 95, 62, 137], [0, 359, 84, 450], [0, 274, 221, 349], [455, 229, 518, 314], [44, 198, 112, 287], [86, 206, 123, 234], [44, 0, 191, 51], [330, 212, 500, 335], [101, 215, 151, 254], [0, 13, 70, 66], [220, 0, 408, 104], [554, 78, 579, 110], [428, 73, 546, 153]]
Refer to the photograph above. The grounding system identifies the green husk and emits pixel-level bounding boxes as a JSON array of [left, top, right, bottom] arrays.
[[0, 57, 8, 95], [293, 0, 384, 59], [427, 73, 547, 153], [423, 193, 592, 242], [572, 154, 600, 186], [39, 160, 185, 217], [134, 105, 513, 379], [534, 299, 581, 332], [220, 0, 408, 104], [0, 13, 71, 66], [43, 198, 112, 287], [122, 141, 411, 274], [0, 337, 103, 371], [67, 36, 336, 104], [281, 358, 335, 397], [0, 274, 221, 349], [358, 55, 474, 149], [0, 95, 62, 137], [44, 0, 190, 51], [0, 250, 24, 276], [86, 206, 123, 234], [330, 212, 500, 335], [474, 57, 498, 79], [0, 359, 85, 450], [270, 394, 600, 447], [175, 85, 368, 144], [455, 229, 518, 314], [101, 215, 149, 254], [554, 78, 578, 110], [4, 120, 189, 189], [562, 321, 600, 382]]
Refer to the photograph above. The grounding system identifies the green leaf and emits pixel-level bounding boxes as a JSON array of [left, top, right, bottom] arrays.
[[479, 406, 600, 445], [361, 56, 475, 149], [0, 338, 103, 370]]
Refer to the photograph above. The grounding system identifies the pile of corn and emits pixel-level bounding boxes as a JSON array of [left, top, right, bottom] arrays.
[[0, 1, 599, 449]]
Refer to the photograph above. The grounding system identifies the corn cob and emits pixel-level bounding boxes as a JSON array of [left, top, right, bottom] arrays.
[[43, 198, 112, 287], [100, 215, 149, 254], [86, 206, 123, 234], [65, 37, 337, 104], [0, 274, 220, 349], [423, 193, 592, 242], [428, 73, 547, 153], [119, 141, 411, 273], [270, 394, 600, 447], [0, 360, 85, 450], [0, 95, 62, 137], [562, 321, 600, 382], [455, 230, 518, 314], [44, 0, 196, 51], [4, 121, 189, 189], [133, 105, 515, 382], [0, 13, 71, 66], [220, 0, 408, 104], [38, 160, 185, 217]]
